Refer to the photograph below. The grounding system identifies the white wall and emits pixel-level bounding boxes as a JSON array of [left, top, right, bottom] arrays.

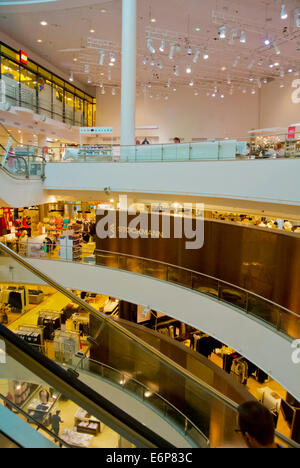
[[96, 87, 260, 143], [260, 76, 300, 129], [24, 259, 300, 402]]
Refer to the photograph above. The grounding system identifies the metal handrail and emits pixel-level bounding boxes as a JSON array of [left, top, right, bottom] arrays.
[[77, 355, 209, 446], [0, 393, 74, 448], [94, 249, 298, 319]]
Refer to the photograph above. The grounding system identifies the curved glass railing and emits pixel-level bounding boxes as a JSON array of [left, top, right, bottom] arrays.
[[11, 240, 299, 341], [93, 250, 300, 341], [0, 242, 298, 448]]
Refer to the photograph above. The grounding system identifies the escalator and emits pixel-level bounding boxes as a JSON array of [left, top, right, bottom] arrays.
[[0, 242, 298, 449]]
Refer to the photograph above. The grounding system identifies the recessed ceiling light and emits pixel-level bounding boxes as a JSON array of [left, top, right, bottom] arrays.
[[100, 9, 107, 13], [150, 18, 156, 23], [90, 29, 95, 33], [40, 20, 47, 26], [221, 66, 226, 71], [37, 39, 42, 43], [73, 58, 78, 62]]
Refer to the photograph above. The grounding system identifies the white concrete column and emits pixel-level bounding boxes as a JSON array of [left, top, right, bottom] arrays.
[[121, 0, 136, 148]]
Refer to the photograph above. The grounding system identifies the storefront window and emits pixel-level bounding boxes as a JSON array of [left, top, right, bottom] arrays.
[[65, 91, 74, 125], [20, 66, 37, 111], [1, 57, 19, 106], [53, 84, 64, 122], [0, 42, 95, 126]]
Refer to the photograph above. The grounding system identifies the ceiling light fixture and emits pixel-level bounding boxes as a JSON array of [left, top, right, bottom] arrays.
[[186, 66, 192, 74], [193, 49, 200, 64], [147, 39, 155, 54], [264, 36, 271, 46], [189, 80, 194, 86], [110, 52, 116, 63], [90, 29, 95, 33], [37, 39, 42, 43], [273, 42, 280, 55], [219, 26, 226, 39], [99, 50, 105, 66], [281, 4, 288, 20], [187, 46, 192, 56], [169, 44, 175, 60], [40, 20, 47, 26], [240, 31, 246, 43], [159, 40, 165, 52], [69, 72, 74, 82], [203, 51, 209, 60]]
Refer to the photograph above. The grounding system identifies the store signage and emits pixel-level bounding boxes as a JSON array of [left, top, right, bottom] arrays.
[[80, 127, 113, 135], [288, 126, 296, 139], [19, 50, 28, 65]]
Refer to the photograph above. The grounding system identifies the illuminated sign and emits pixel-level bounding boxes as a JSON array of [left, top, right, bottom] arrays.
[[20, 50, 28, 65]]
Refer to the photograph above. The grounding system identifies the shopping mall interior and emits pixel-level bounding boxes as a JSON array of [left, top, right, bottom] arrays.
[[0, 0, 299, 451]]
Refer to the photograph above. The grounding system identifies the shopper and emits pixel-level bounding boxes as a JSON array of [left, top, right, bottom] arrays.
[[51, 410, 63, 440], [237, 401, 281, 448], [142, 138, 150, 145], [173, 137, 181, 144]]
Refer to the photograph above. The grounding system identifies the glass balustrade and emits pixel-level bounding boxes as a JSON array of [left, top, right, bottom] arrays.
[[4, 239, 298, 342]]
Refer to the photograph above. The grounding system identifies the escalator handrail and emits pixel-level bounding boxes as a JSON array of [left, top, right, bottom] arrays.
[[78, 354, 209, 445], [0, 323, 174, 449]]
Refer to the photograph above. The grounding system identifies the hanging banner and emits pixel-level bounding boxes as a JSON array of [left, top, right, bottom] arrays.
[[288, 126, 296, 139]]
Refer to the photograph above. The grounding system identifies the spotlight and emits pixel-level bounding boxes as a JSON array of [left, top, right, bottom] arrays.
[[99, 51, 105, 66], [288, 68, 293, 73], [203, 52, 209, 60], [159, 40, 165, 52], [273, 42, 281, 55], [189, 80, 194, 86], [295, 9, 300, 28], [264, 37, 271, 46], [169, 44, 175, 60], [110, 52, 116, 63], [147, 39, 155, 54], [240, 31, 246, 44], [221, 94, 225, 99], [219, 26, 226, 39], [69, 72, 74, 82], [186, 66, 192, 74], [193, 49, 200, 64], [281, 4, 288, 20], [40, 20, 48, 26]]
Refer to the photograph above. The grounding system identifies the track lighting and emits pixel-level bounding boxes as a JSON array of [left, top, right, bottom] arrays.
[[229, 29, 238, 45], [219, 26, 226, 39], [159, 40, 165, 52], [147, 39, 155, 54], [99, 50, 105, 66], [193, 49, 200, 64], [273, 42, 281, 55], [281, 4, 288, 20], [169, 44, 175, 60], [295, 9, 300, 28], [240, 31, 246, 44]]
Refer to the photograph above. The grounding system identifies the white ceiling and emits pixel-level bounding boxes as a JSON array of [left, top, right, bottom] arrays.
[[1, 0, 300, 96]]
